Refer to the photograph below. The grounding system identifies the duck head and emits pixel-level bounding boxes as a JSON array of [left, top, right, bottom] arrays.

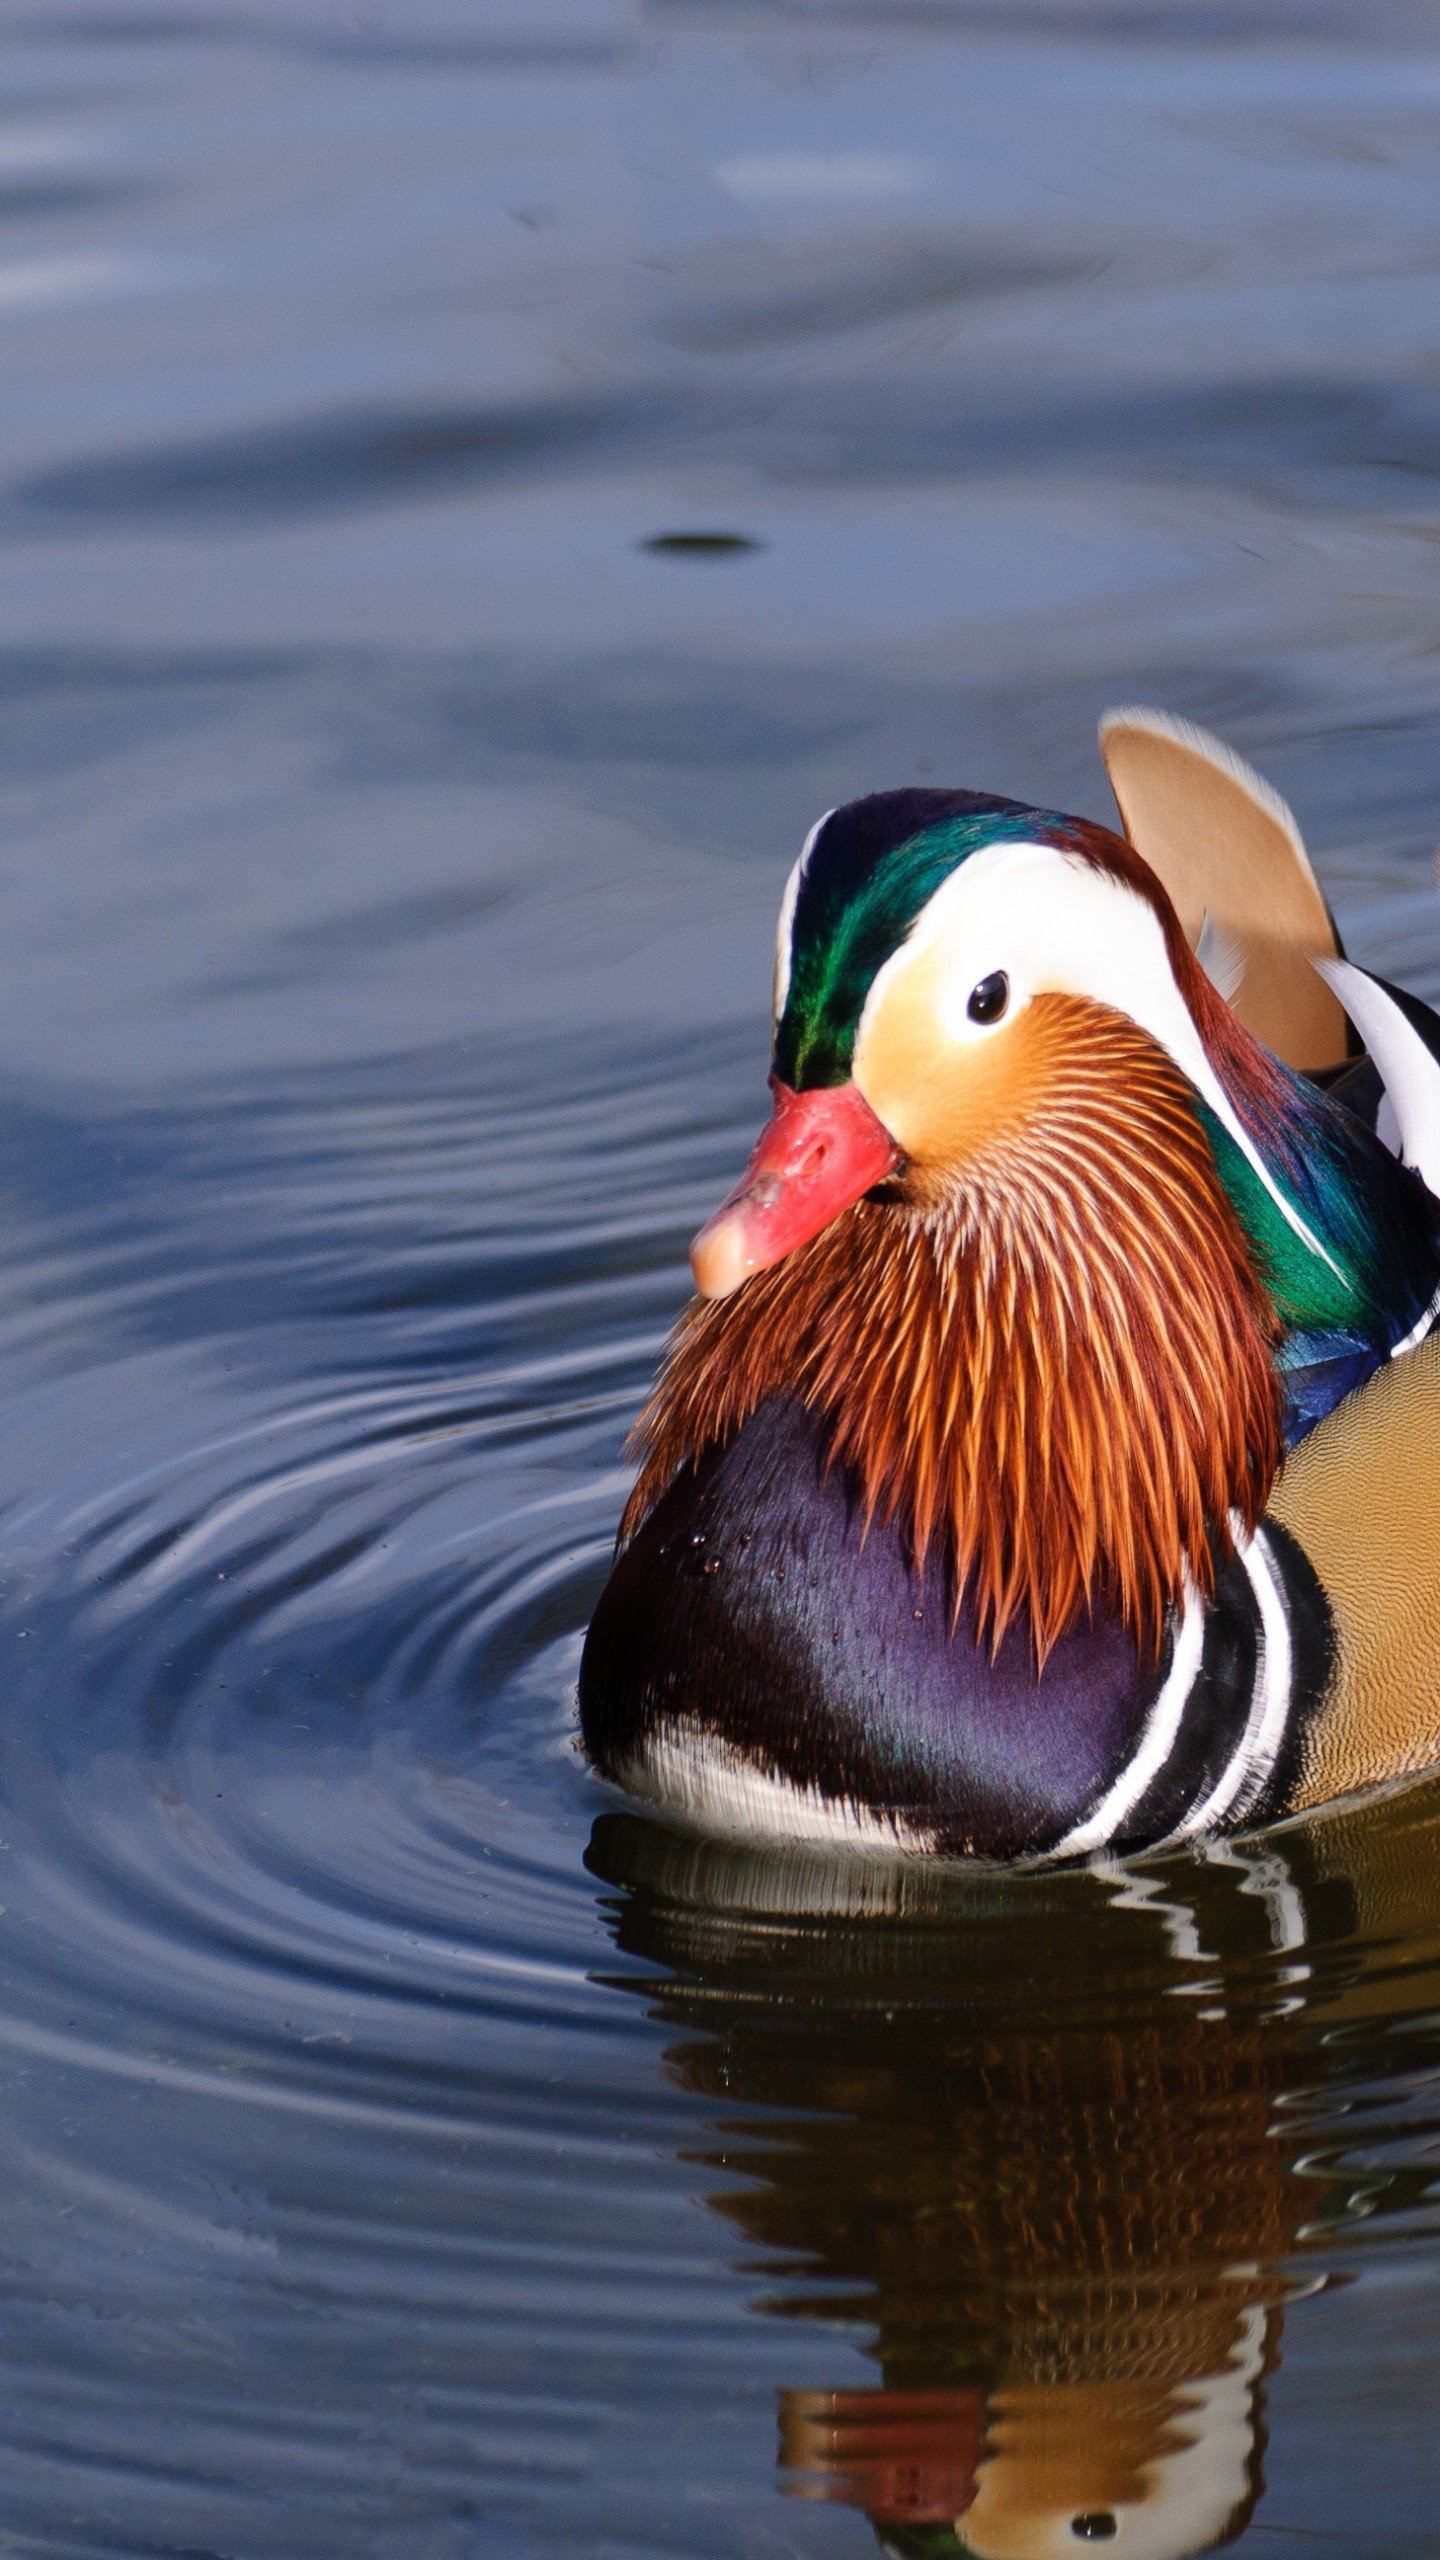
[[692, 790, 1315, 1301]]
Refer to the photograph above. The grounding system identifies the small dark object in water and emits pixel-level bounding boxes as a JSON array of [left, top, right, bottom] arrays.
[[640, 530, 761, 555]]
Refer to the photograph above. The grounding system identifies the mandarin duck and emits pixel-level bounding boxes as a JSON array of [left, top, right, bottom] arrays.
[[580, 713, 1440, 1860]]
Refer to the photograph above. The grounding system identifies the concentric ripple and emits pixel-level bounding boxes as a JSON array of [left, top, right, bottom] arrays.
[[0, 1033, 764, 2558]]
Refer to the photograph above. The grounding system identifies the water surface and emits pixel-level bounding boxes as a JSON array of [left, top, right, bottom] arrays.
[[3, 5, 1440, 2554]]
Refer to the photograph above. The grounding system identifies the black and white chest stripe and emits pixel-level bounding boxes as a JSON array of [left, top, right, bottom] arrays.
[[1050, 961, 1440, 1866], [1051, 1520, 1332, 1860]]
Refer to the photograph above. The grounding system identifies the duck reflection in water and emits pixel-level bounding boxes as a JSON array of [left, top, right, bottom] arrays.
[[588, 1793, 1440, 2560]]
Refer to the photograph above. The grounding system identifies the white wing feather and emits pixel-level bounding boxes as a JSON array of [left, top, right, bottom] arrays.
[[1314, 956, 1440, 1198]]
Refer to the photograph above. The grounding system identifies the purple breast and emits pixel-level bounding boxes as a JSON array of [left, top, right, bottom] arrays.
[[579, 1396, 1163, 1858]]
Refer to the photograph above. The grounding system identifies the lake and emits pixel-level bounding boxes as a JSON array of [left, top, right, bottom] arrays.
[[2, 4, 1440, 2554]]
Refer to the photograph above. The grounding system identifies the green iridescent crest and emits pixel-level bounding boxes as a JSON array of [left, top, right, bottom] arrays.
[[773, 795, 1062, 1090]]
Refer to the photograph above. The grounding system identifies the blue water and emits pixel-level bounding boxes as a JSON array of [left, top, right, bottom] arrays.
[[3, 5, 1440, 2554]]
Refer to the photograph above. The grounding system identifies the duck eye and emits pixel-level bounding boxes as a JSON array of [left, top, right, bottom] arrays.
[[966, 969, 1009, 1025]]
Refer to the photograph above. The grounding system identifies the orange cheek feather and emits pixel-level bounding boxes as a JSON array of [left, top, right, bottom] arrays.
[[855, 963, 1058, 1202]]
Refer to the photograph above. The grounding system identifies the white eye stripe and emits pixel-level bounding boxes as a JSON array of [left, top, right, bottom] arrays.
[[772, 807, 834, 1027], [851, 840, 1342, 1282]]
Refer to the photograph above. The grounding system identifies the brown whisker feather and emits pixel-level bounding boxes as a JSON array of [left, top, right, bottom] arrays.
[[623, 999, 1284, 1663]]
